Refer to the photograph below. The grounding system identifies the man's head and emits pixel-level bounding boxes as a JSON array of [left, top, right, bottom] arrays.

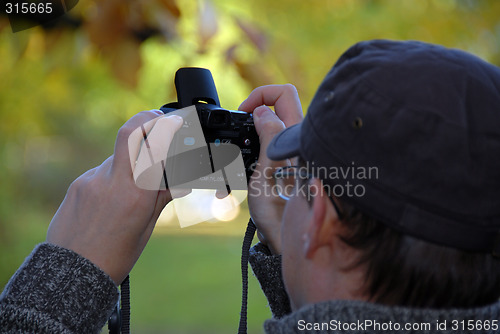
[[268, 40, 500, 310]]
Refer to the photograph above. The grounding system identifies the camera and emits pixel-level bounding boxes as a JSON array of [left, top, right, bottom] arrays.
[[159, 67, 259, 190]]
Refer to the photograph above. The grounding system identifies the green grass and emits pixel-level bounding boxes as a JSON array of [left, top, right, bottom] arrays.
[[2, 208, 274, 334], [128, 233, 271, 333]]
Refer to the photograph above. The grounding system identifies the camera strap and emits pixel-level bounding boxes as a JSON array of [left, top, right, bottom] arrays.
[[108, 275, 130, 334], [238, 218, 257, 334]]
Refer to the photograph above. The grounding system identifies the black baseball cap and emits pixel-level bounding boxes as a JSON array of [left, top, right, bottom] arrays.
[[267, 40, 500, 254]]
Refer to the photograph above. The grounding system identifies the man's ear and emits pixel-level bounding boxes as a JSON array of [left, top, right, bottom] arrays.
[[304, 178, 340, 259]]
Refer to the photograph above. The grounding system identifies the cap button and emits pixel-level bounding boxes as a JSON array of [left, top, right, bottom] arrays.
[[352, 117, 363, 129]]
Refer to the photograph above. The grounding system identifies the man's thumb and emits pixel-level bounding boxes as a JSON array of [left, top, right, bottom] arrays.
[[253, 105, 285, 143], [252, 106, 287, 175]]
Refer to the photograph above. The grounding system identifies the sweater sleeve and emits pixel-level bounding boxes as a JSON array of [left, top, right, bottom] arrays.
[[0, 243, 119, 334], [248, 242, 292, 319]]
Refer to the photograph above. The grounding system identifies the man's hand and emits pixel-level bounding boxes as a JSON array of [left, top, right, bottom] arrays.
[[46, 110, 183, 285], [239, 84, 303, 254]]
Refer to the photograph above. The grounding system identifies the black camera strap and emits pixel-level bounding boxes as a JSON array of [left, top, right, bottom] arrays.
[[238, 218, 257, 334], [108, 275, 131, 334]]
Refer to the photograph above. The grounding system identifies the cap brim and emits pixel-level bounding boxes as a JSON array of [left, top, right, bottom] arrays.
[[266, 123, 302, 160]]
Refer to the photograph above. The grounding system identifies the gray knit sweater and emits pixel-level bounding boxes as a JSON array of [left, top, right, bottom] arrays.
[[248, 243, 500, 334], [2, 242, 500, 333], [0, 243, 118, 333]]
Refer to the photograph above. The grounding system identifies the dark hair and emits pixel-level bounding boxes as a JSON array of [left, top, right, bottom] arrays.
[[297, 156, 500, 308], [339, 202, 500, 308]]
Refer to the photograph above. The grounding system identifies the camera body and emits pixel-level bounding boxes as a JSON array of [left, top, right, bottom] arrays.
[[160, 68, 259, 186]]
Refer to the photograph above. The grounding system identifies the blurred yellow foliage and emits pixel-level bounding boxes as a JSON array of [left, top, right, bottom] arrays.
[[1, 2, 500, 330]]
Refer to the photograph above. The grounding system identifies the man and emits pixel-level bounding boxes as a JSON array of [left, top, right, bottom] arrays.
[[1, 39, 500, 333], [239, 39, 500, 332]]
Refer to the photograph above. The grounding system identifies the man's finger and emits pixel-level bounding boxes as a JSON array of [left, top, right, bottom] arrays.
[[252, 105, 289, 178], [133, 115, 184, 190], [112, 110, 164, 176], [239, 84, 303, 127]]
